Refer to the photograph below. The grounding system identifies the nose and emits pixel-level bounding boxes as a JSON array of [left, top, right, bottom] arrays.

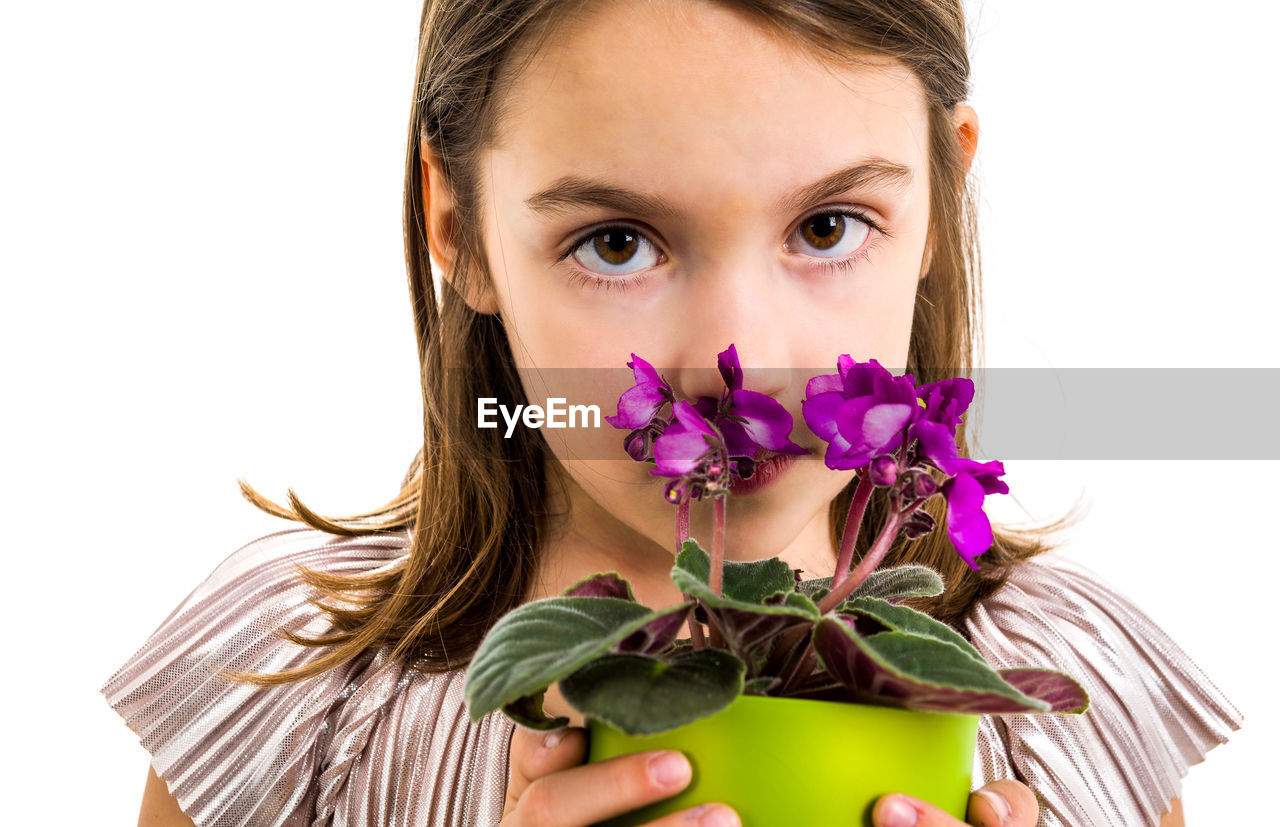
[[667, 265, 792, 404]]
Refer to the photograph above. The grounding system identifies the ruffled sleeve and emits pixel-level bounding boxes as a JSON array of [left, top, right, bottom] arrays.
[[101, 527, 516, 827], [964, 553, 1242, 826]]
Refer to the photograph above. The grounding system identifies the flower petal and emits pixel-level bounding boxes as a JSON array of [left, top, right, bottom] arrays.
[[917, 377, 975, 432], [729, 389, 805, 454], [652, 428, 715, 476], [944, 472, 994, 570], [912, 418, 961, 468], [717, 344, 743, 391], [628, 353, 664, 387], [605, 382, 670, 430], [801, 390, 845, 441]]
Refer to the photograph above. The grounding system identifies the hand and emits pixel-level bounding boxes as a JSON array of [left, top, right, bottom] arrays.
[[503, 724, 742, 827], [872, 780, 1038, 827]]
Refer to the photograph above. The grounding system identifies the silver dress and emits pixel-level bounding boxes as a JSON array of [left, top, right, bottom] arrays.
[[102, 528, 1241, 826]]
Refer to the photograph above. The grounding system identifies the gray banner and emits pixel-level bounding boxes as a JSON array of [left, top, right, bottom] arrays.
[[965, 368, 1280, 460], [455, 367, 1280, 460]]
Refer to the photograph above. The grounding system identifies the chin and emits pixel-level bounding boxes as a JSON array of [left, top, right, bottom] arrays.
[[712, 504, 810, 562]]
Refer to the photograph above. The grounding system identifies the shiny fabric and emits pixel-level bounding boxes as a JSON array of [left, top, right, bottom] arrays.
[[103, 528, 1242, 826]]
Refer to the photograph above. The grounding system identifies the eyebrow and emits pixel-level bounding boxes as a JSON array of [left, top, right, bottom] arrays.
[[523, 158, 915, 219]]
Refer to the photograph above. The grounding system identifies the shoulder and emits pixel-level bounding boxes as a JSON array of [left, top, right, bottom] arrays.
[[103, 527, 516, 827], [964, 552, 1242, 826]]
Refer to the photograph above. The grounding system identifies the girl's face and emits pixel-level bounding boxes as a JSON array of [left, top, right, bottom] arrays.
[[431, 0, 959, 586]]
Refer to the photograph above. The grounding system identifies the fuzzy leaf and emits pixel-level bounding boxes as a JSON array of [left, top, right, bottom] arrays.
[[502, 691, 570, 730], [796, 565, 945, 605], [561, 649, 746, 736], [563, 571, 636, 600], [464, 597, 690, 721], [812, 616, 1055, 714], [841, 596, 983, 661], [743, 676, 781, 695], [614, 603, 693, 656], [999, 668, 1090, 714], [671, 539, 798, 603], [671, 542, 819, 675]]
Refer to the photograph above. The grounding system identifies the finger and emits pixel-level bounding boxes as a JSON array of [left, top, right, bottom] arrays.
[[514, 749, 694, 827], [872, 778, 1039, 827], [506, 725, 588, 806], [645, 802, 741, 827], [871, 792, 966, 827], [966, 780, 1039, 826]]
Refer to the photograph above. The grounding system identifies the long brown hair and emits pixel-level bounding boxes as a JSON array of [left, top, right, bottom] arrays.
[[240, 0, 1082, 686]]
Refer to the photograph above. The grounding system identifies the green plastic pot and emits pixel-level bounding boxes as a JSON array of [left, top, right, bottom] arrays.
[[586, 693, 979, 826]]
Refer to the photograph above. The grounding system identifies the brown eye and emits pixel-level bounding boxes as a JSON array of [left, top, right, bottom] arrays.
[[790, 211, 871, 259], [802, 214, 844, 250], [571, 226, 661, 275], [593, 229, 638, 264]]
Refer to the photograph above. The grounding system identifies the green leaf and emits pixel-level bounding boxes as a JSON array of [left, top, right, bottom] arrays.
[[502, 691, 570, 730], [562, 649, 746, 736], [743, 676, 781, 696], [812, 616, 1053, 714], [851, 565, 945, 602], [464, 597, 684, 722], [671, 543, 819, 675], [999, 668, 1090, 714], [841, 596, 982, 661], [563, 571, 636, 600], [672, 539, 797, 604], [797, 565, 945, 605]]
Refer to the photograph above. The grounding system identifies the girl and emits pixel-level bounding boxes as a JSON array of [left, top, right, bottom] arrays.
[[103, 1, 1241, 825]]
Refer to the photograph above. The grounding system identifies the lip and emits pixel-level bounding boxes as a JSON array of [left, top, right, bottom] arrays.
[[728, 453, 798, 495]]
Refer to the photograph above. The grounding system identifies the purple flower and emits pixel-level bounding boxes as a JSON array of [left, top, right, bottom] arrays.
[[652, 400, 722, 477], [605, 345, 812, 504], [802, 354, 1008, 570], [605, 354, 674, 431], [605, 354, 676, 461], [801, 356, 919, 470], [650, 401, 728, 503], [714, 345, 808, 461], [914, 376, 974, 435], [937, 457, 1010, 570]]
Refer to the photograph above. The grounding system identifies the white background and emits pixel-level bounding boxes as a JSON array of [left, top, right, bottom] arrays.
[[2, 0, 1274, 821]]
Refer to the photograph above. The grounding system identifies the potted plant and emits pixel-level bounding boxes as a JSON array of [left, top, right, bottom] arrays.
[[464, 346, 1088, 825]]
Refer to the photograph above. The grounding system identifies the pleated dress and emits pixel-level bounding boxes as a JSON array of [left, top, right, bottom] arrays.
[[103, 528, 1242, 826]]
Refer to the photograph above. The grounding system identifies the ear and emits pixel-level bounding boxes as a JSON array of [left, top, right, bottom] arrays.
[[420, 139, 499, 315], [953, 103, 979, 177], [919, 104, 980, 281]]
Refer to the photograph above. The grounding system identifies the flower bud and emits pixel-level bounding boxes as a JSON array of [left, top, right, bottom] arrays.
[[870, 454, 898, 487], [901, 509, 936, 539], [623, 429, 650, 462], [910, 472, 938, 500]]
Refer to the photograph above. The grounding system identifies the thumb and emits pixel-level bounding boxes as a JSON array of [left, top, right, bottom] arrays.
[[505, 725, 588, 806]]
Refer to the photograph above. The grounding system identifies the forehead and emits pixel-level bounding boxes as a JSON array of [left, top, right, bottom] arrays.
[[484, 0, 929, 207]]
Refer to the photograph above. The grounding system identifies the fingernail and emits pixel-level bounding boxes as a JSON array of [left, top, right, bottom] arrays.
[[687, 804, 739, 827], [648, 751, 692, 788], [877, 794, 919, 827], [976, 789, 1011, 824], [542, 728, 566, 750]]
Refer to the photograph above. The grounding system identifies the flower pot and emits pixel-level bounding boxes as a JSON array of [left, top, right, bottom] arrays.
[[586, 693, 979, 826]]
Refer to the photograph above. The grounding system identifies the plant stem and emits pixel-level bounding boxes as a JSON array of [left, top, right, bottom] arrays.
[[675, 499, 706, 650], [817, 507, 903, 614], [831, 471, 874, 591], [708, 492, 727, 649], [779, 646, 818, 695], [710, 494, 725, 596]]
